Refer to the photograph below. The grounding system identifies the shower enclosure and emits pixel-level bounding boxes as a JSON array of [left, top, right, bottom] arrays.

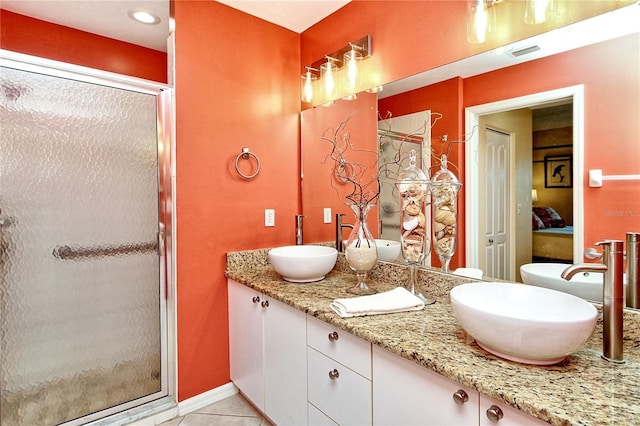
[[0, 52, 173, 425]]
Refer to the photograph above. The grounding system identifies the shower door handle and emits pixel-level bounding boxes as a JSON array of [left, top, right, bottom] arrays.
[[0, 207, 12, 227]]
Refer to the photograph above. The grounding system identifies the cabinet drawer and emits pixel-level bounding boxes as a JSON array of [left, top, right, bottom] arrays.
[[307, 315, 371, 379], [308, 347, 372, 426], [308, 403, 339, 426]]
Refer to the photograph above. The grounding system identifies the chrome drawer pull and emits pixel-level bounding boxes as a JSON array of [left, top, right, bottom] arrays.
[[486, 405, 504, 422], [328, 331, 339, 342], [452, 389, 469, 405], [328, 369, 340, 380]]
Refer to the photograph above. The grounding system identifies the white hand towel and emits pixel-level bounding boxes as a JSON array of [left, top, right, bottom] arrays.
[[330, 287, 426, 318]]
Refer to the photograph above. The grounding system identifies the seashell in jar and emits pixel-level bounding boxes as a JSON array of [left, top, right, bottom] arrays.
[[433, 221, 446, 233], [404, 203, 421, 216], [436, 237, 453, 255], [404, 233, 424, 245], [403, 216, 419, 231], [434, 207, 450, 223], [417, 212, 426, 228], [407, 184, 424, 198]]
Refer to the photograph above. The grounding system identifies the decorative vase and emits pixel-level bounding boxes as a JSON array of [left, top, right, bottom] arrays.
[[431, 154, 462, 273], [344, 202, 378, 295], [395, 150, 435, 304]]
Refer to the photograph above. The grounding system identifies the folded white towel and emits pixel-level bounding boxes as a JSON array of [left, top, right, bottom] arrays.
[[330, 287, 426, 318]]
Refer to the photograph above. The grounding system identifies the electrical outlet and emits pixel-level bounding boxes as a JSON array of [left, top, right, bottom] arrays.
[[323, 208, 332, 224], [265, 209, 275, 227]]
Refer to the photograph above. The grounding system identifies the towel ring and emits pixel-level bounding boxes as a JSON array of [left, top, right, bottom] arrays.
[[235, 147, 261, 179]]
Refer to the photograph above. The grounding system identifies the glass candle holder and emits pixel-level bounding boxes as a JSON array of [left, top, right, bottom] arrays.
[[431, 154, 462, 273], [344, 202, 378, 295], [395, 150, 434, 304]]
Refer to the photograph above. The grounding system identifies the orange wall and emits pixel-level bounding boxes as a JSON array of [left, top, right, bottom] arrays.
[[301, 92, 379, 243], [173, 1, 300, 400], [4, 0, 638, 405], [303, 3, 638, 266], [463, 33, 640, 253], [0, 10, 167, 83], [300, 1, 632, 104]]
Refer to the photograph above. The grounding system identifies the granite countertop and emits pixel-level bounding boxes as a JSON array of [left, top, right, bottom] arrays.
[[226, 248, 640, 426]]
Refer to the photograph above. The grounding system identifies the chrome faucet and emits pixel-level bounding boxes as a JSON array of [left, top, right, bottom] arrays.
[[626, 232, 640, 308], [295, 215, 304, 245], [335, 213, 353, 252], [561, 240, 625, 363]]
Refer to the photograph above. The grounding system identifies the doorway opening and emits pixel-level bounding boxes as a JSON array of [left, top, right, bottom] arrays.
[[465, 86, 584, 282]]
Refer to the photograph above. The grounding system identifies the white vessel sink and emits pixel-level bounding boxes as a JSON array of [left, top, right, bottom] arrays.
[[374, 239, 401, 262], [520, 262, 627, 303], [450, 282, 597, 365], [268, 245, 337, 283]]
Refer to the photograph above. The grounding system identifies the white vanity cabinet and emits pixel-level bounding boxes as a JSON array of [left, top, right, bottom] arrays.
[[372, 345, 478, 425], [228, 280, 307, 425], [307, 315, 372, 425], [229, 279, 546, 426]]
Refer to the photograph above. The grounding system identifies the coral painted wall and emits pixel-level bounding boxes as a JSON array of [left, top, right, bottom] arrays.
[[0, 10, 167, 83], [463, 33, 640, 255], [172, 1, 300, 400], [301, 92, 379, 243], [303, 2, 638, 267]]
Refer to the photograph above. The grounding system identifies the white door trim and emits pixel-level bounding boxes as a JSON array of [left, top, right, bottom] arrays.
[[465, 85, 584, 273]]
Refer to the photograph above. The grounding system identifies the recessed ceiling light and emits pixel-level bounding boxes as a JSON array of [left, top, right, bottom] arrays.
[[127, 10, 161, 25]]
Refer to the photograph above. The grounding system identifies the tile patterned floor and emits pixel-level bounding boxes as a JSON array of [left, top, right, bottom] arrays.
[[159, 393, 271, 426]]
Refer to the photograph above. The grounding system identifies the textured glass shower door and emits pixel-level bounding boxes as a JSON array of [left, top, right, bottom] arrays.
[[0, 63, 168, 425]]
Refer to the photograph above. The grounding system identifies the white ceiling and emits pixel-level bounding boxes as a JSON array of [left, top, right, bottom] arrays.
[[1, 1, 637, 95], [0, 0, 350, 52], [217, 0, 350, 33]]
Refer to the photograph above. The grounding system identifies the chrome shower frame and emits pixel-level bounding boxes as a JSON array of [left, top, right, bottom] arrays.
[[0, 49, 176, 425]]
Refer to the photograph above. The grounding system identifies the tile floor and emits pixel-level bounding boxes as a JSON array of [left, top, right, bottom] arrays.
[[159, 393, 271, 426]]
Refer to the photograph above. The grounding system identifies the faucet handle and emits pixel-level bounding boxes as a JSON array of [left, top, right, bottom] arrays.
[[584, 248, 602, 260], [595, 240, 624, 253]]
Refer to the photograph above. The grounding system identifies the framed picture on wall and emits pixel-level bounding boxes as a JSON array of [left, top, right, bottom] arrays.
[[545, 155, 572, 188]]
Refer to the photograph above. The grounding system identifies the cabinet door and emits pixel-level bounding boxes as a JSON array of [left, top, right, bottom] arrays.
[[264, 296, 308, 426], [480, 395, 548, 426], [228, 280, 265, 410], [308, 347, 372, 426], [372, 345, 478, 426]]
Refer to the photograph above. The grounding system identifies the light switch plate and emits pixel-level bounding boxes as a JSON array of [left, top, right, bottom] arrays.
[[265, 209, 275, 227], [323, 208, 332, 224]]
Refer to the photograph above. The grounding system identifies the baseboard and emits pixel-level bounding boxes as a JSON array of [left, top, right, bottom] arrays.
[[177, 382, 239, 416]]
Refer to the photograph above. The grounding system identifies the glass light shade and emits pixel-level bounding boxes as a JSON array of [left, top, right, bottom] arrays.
[[524, 0, 551, 24], [320, 60, 338, 98], [467, 0, 489, 44], [532, 188, 539, 202], [301, 70, 317, 103], [343, 48, 363, 92]]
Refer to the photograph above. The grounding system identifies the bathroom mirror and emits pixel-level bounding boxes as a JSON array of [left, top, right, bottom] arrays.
[[300, 6, 640, 285]]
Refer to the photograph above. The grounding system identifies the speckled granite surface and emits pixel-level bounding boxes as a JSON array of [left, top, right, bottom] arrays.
[[226, 248, 640, 426]]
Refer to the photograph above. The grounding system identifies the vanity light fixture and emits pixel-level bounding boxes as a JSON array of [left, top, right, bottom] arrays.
[[301, 66, 318, 103], [524, 0, 552, 24], [127, 10, 161, 25], [320, 56, 339, 98], [366, 85, 384, 94], [300, 35, 373, 104], [344, 43, 364, 92], [467, 0, 491, 44]]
